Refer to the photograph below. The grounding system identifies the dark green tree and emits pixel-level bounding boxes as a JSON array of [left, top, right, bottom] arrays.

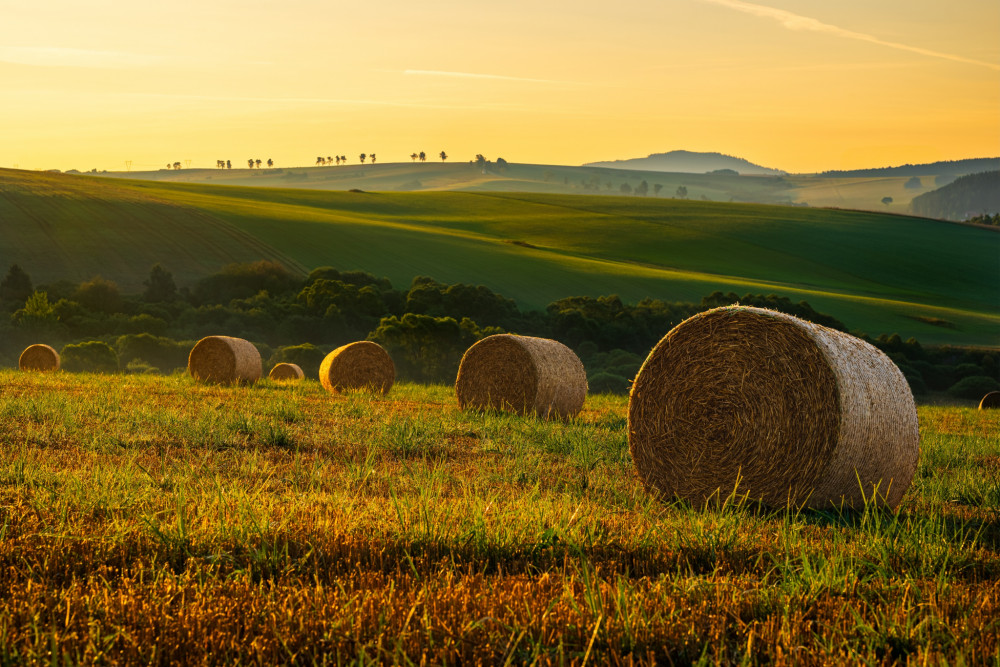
[[74, 277, 122, 314], [0, 264, 33, 304], [143, 264, 177, 302]]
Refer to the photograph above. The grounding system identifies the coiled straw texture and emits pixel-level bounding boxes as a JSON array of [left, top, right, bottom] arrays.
[[455, 334, 587, 420], [269, 363, 305, 381], [188, 336, 262, 385], [19, 344, 60, 372], [319, 341, 394, 394], [628, 306, 919, 509]]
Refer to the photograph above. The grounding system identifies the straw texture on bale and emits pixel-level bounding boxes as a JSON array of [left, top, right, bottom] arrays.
[[628, 306, 919, 509], [19, 344, 60, 372], [319, 341, 394, 395], [269, 363, 304, 382], [979, 392, 1000, 410], [456, 334, 588, 420], [188, 336, 262, 385]]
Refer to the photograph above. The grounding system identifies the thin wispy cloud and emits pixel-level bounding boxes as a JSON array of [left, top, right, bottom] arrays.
[[404, 69, 579, 85], [699, 0, 1000, 71], [0, 46, 165, 69]]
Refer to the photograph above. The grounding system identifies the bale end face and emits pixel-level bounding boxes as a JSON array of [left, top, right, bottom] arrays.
[[269, 363, 304, 382], [19, 344, 60, 372], [628, 306, 919, 510], [188, 336, 262, 385], [456, 334, 587, 420], [319, 341, 394, 394]]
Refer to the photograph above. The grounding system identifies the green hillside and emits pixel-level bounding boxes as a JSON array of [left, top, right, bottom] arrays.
[[2, 168, 997, 346]]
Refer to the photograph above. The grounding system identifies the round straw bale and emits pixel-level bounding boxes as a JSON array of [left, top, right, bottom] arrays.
[[188, 335, 261, 385], [979, 391, 1000, 410], [456, 334, 587, 420], [628, 306, 919, 509], [319, 341, 394, 394], [19, 344, 60, 372], [269, 362, 305, 382]]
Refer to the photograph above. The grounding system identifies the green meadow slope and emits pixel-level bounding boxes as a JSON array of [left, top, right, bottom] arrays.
[[1, 168, 997, 346]]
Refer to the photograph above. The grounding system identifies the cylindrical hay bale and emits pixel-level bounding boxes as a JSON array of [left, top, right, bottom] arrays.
[[319, 341, 394, 395], [188, 335, 262, 385], [456, 334, 588, 420], [628, 306, 919, 509], [980, 392, 1000, 410], [269, 363, 305, 382], [19, 344, 60, 372]]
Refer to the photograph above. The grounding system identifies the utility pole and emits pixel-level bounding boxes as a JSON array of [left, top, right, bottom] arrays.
[[184, 159, 191, 169], [125, 160, 132, 172]]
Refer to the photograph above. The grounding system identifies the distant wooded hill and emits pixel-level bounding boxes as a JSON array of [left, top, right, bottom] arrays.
[[910, 171, 1000, 221], [819, 158, 999, 181], [583, 150, 786, 176]]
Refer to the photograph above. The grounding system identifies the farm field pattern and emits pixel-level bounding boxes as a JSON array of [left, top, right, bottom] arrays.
[[1, 169, 997, 347]]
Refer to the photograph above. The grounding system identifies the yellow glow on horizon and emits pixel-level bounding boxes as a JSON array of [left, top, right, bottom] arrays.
[[2, 0, 997, 173]]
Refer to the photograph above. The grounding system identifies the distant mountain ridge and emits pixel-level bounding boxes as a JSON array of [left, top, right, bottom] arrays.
[[584, 150, 787, 176]]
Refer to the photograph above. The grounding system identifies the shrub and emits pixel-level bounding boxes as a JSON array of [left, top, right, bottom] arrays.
[[116, 334, 190, 372], [588, 371, 630, 395], [947, 376, 1000, 400], [61, 341, 119, 373]]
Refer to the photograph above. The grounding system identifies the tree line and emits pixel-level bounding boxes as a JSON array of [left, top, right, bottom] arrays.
[[0, 262, 995, 398]]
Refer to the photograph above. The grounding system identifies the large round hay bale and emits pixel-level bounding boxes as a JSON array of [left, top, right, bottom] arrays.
[[628, 306, 919, 509], [269, 362, 305, 382], [188, 336, 261, 385], [456, 334, 587, 420], [319, 341, 394, 394], [19, 344, 60, 372], [980, 392, 1000, 410]]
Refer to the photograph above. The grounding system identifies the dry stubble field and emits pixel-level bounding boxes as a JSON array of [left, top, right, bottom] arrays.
[[0, 370, 998, 665]]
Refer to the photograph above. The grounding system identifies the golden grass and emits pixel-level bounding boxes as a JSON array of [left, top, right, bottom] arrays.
[[0, 371, 997, 665]]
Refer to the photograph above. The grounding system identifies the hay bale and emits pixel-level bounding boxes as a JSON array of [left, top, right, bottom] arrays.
[[188, 335, 261, 385], [979, 391, 1000, 410], [269, 362, 305, 382], [628, 306, 919, 509], [319, 341, 394, 394], [19, 344, 60, 372], [455, 334, 587, 420]]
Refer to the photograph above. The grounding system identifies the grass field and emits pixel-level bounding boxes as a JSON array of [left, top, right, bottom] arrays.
[[2, 168, 998, 346], [0, 370, 997, 664]]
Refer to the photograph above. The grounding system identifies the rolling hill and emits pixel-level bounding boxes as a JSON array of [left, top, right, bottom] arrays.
[[584, 150, 786, 175], [93, 159, 983, 217], [1, 168, 997, 346]]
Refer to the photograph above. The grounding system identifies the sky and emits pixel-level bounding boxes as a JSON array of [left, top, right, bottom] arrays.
[[1, 0, 998, 173]]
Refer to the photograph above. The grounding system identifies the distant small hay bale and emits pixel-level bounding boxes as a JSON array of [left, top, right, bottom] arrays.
[[319, 341, 394, 394], [187, 335, 261, 385], [269, 362, 304, 382], [628, 306, 919, 509], [19, 344, 60, 372], [980, 392, 1000, 410], [456, 334, 587, 420]]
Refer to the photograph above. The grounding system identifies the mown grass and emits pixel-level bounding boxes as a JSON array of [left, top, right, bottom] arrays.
[[3, 168, 998, 346], [0, 370, 998, 665]]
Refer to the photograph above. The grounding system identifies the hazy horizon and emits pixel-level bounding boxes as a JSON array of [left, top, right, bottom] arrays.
[[3, 0, 998, 174]]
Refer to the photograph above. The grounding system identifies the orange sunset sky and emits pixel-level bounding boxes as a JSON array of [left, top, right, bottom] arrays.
[[2, 0, 998, 173]]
